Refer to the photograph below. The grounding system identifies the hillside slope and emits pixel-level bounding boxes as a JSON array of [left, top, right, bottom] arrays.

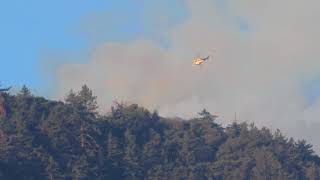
[[0, 87, 319, 179]]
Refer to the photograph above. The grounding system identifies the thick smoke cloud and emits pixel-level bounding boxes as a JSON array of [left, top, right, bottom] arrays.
[[56, 0, 320, 151]]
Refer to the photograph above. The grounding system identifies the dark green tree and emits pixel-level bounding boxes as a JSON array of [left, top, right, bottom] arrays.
[[72, 155, 91, 180], [18, 85, 31, 97], [124, 130, 142, 179], [65, 85, 98, 113], [198, 109, 218, 121], [46, 156, 64, 180]]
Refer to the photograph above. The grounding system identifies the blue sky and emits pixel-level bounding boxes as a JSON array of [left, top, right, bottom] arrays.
[[0, 0, 108, 91], [0, 0, 187, 94]]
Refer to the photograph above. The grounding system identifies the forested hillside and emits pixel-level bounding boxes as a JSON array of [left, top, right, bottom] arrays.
[[0, 85, 319, 180]]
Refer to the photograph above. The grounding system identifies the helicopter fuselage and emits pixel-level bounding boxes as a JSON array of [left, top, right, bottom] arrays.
[[192, 58, 205, 65], [192, 56, 209, 65]]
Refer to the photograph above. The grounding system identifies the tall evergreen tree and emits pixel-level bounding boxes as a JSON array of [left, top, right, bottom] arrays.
[[46, 156, 64, 180], [18, 85, 31, 97], [198, 109, 218, 121], [65, 85, 98, 113], [124, 130, 142, 179]]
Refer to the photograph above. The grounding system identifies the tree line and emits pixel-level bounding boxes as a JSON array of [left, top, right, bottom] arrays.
[[0, 85, 319, 179]]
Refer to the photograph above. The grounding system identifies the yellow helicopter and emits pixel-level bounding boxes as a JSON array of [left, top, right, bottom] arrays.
[[192, 56, 210, 65]]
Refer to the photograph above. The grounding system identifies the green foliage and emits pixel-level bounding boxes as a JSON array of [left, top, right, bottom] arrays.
[[0, 86, 319, 179], [65, 85, 98, 114], [198, 108, 218, 121], [18, 85, 31, 97]]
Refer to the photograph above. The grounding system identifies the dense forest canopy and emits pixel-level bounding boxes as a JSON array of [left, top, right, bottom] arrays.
[[0, 85, 319, 179]]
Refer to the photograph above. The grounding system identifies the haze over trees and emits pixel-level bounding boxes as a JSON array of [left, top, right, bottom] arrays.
[[0, 85, 319, 179]]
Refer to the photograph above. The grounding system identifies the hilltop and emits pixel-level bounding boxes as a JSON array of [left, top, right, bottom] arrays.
[[0, 85, 319, 179]]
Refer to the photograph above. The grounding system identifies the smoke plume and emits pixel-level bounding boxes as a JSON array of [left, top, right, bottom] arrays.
[[55, 0, 320, 151]]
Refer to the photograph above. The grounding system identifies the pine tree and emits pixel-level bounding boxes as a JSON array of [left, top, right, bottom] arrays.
[[46, 156, 63, 180], [65, 89, 77, 104], [18, 85, 31, 97], [78, 85, 98, 113], [72, 155, 91, 180], [124, 130, 141, 179], [106, 131, 124, 179], [65, 85, 98, 113], [107, 132, 122, 164], [198, 109, 218, 121], [143, 129, 161, 167]]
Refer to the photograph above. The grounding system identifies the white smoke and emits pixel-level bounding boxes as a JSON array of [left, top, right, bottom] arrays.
[[55, 0, 320, 151]]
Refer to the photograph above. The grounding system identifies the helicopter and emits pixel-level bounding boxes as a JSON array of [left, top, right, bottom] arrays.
[[192, 56, 210, 65]]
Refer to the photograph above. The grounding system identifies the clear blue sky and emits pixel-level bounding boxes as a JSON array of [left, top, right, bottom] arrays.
[[0, 0, 187, 94], [0, 0, 108, 92]]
